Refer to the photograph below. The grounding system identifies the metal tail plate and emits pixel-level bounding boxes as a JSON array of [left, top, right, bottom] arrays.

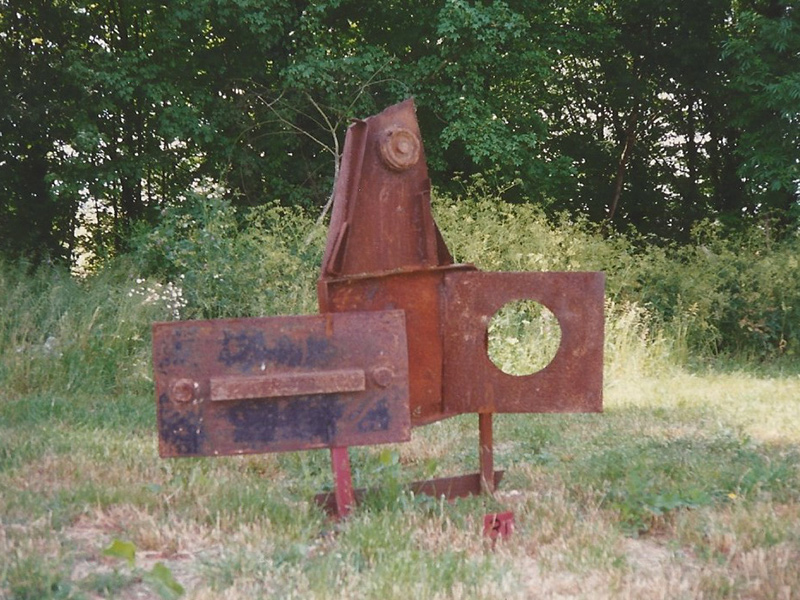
[[443, 271, 604, 414]]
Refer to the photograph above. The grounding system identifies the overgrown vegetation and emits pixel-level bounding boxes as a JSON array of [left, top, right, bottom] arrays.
[[435, 178, 800, 362], [1, 187, 799, 598], [2, 183, 796, 406]]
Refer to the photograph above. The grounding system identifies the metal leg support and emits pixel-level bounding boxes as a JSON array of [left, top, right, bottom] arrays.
[[330, 446, 356, 518], [479, 413, 494, 494]]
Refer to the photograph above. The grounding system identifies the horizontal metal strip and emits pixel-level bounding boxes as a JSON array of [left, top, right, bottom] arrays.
[[209, 368, 366, 401]]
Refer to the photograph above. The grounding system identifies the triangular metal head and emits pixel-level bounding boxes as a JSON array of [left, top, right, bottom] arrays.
[[321, 98, 453, 279]]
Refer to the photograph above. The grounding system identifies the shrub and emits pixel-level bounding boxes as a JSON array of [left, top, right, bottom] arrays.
[[433, 175, 799, 361], [2, 181, 795, 403], [132, 192, 323, 319]]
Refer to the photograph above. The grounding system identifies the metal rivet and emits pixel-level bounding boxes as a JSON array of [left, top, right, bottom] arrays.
[[371, 367, 394, 388], [171, 378, 195, 403], [379, 126, 420, 171]]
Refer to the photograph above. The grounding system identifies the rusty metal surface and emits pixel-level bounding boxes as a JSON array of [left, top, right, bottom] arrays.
[[483, 511, 514, 541], [153, 310, 410, 457], [316, 99, 461, 426], [209, 369, 366, 402], [319, 98, 604, 424], [443, 271, 605, 414], [330, 446, 356, 517], [320, 98, 454, 279], [320, 266, 474, 425], [479, 413, 494, 493]]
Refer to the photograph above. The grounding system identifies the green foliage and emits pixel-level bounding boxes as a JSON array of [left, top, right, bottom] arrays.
[[0, 192, 323, 400], [0, 0, 86, 263], [487, 300, 562, 376], [724, 2, 800, 220], [132, 192, 323, 319], [568, 431, 800, 534], [101, 539, 185, 599], [79, 570, 129, 597], [0, 258, 177, 399], [632, 222, 800, 358], [102, 539, 136, 567], [4, 0, 797, 265], [3, 554, 76, 600], [146, 562, 185, 598], [433, 177, 800, 360]]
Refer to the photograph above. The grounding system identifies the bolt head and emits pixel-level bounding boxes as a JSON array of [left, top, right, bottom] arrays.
[[371, 367, 394, 388], [170, 378, 195, 403], [379, 126, 420, 171]]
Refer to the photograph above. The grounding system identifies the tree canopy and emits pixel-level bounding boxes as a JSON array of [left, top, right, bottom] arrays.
[[1, 0, 798, 264]]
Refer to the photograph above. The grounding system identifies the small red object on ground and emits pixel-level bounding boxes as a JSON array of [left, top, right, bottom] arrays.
[[483, 511, 514, 540], [483, 511, 515, 541]]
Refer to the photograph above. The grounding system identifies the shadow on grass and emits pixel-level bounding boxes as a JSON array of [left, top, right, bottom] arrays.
[[685, 354, 800, 378]]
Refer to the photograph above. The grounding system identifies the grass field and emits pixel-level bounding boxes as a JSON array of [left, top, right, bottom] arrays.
[[2, 198, 799, 599], [3, 363, 799, 599]]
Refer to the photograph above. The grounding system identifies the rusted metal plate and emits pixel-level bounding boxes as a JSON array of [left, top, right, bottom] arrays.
[[209, 369, 366, 401], [319, 265, 475, 425], [320, 98, 454, 279], [153, 310, 410, 457], [442, 271, 604, 414]]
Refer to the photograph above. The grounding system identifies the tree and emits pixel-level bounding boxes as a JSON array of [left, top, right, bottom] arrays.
[[0, 0, 86, 262], [724, 0, 800, 230], [2, 0, 797, 265], [244, 0, 567, 207], [1, 0, 303, 261]]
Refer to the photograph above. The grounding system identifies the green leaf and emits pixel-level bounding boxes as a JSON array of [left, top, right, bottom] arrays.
[[102, 539, 136, 567], [379, 448, 399, 466], [145, 562, 185, 598]]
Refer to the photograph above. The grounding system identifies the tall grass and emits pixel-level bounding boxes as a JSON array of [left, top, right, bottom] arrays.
[[0, 259, 173, 400], [2, 183, 797, 401]]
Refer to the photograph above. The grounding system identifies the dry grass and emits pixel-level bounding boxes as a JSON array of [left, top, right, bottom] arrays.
[[2, 369, 799, 599]]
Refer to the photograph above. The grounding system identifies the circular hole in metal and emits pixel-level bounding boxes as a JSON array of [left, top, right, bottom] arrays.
[[487, 299, 562, 376]]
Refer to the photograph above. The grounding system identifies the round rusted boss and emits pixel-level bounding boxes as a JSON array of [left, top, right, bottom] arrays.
[[371, 366, 394, 388], [170, 378, 196, 403], [379, 126, 420, 171]]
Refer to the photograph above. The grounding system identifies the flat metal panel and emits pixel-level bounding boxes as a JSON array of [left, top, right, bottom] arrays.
[[154, 310, 410, 457], [319, 265, 475, 426], [443, 271, 604, 414]]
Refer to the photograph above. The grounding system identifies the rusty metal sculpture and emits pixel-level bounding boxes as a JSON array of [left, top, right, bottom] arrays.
[[153, 99, 604, 518]]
